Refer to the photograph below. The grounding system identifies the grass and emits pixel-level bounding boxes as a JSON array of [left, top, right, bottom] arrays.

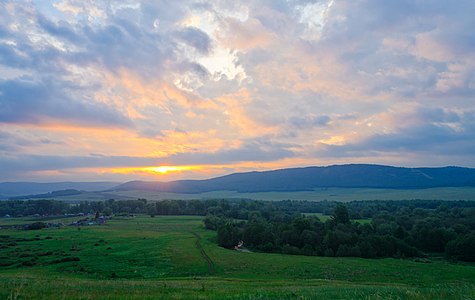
[[9, 187, 475, 205], [48, 186, 475, 202], [0, 215, 86, 226], [2, 275, 473, 299], [0, 215, 474, 299], [44, 191, 135, 203]]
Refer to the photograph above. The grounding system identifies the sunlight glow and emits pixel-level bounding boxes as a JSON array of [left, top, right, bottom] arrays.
[[111, 165, 202, 176], [143, 166, 196, 174]]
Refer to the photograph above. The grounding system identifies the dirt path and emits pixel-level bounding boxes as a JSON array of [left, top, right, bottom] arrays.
[[191, 232, 215, 275]]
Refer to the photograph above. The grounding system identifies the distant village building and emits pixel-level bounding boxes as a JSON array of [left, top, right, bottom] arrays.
[[70, 215, 110, 226]]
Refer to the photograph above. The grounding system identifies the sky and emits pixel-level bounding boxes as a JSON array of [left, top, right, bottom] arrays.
[[1, 0, 475, 182]]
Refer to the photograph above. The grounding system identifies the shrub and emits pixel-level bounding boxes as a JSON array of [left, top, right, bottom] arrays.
[[282, 244, 301, 255], [445, 233, 475, 262], [26, 222, 47, 230]]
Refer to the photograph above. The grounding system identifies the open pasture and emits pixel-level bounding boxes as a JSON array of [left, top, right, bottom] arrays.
[[0, 215, 474, 299], [103, 187, 475, 202]]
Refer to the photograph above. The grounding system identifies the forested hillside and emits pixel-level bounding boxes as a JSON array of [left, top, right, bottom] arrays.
[[113, 164, 475, 193]]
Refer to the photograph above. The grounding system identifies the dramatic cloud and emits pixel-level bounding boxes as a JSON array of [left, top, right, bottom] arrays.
[[1, 0, 474, 181], [0, 78, 130, 126]]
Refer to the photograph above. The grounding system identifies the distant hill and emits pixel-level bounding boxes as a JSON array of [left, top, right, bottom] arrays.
[[0, 182, 120, 198], [3, 165, 475, 199], [112, 164, 475, 193], [8, 189, 83, 200]]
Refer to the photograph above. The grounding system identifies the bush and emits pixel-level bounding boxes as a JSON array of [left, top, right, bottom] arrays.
[[50, 256, 81, 264], [282, 244, 301, 255], [445, 234, 475, 262], [217, 222, 241, 248], [396, 240, 421, 258], [21, 260, 37, 266], [258, 242, 275, 252], [26, 222, 47, 230], [336, 244, 351, 257], [324, 248, 335, 257]]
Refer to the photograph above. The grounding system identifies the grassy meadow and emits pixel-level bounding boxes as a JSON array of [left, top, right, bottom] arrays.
[[45, 187, 475, 203], [12, 186, 475, 211], [0, 215, 474, 299]]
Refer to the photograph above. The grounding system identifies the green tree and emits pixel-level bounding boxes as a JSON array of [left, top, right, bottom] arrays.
[[217, 222, 240, 248], [445, 233, 475, 262], [332, 204, 350, 224]]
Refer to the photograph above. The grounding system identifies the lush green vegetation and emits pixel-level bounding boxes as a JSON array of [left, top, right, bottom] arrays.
[[0, 215, 474, 299], [208, 200, 475, 262]]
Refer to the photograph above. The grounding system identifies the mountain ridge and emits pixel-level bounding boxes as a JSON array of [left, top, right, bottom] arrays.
[[111, 164, 475, 193], [0, 182, 120, 198], [2, 164, 475, 198]]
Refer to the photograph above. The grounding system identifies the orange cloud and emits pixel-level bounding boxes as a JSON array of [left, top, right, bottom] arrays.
[[153, 129, 231, 157], [217, 88, 278, 137], [218, 17, 275, 51], [102, 68, 219, 111]]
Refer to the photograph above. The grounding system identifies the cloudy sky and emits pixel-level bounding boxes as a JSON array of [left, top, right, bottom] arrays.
[[1, 0, 474, 182]]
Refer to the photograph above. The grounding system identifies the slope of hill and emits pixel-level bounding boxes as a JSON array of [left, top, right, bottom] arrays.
[[112, 164, 475, 193], [0, 182, 120, 198], [8, 189, 83, 200]]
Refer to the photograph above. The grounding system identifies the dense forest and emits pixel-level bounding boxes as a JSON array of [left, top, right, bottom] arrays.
[[1, 198, 474, 261], [204, 200, 475, 262]]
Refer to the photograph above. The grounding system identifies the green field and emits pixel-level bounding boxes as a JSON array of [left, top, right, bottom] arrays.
[[15, 187, 475, 203], [0, 215, 474, 299], [60, 187, 475, 202]]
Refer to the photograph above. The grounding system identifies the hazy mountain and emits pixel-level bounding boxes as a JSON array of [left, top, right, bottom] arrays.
[[8, 189, 83, 200], [3, 165, 475, 199], [112, 164, 475, 193], [0, 182, 120, 198]]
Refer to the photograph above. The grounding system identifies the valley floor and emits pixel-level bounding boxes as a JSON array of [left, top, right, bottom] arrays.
[[0, 215, 474, 299]]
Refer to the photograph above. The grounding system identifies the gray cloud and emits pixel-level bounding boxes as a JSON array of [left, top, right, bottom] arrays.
[[305, 0, 475, 99], [316, 109, 475, 159], [165, 139, 296, 165], [0, 78, 130, 126], [176, 27, 212, 54], [0, 1, 209, 127], [0, 154, 157, 175], [416, 107, 461, 124], [289, 115, 331, 128]]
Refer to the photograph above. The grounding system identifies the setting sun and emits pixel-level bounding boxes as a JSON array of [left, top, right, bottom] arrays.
[[143, 166, 192, 174], [109, 165, 202, 176]]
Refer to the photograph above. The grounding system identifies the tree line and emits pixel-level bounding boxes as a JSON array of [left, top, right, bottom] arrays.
[[0, 198, 208, 217]]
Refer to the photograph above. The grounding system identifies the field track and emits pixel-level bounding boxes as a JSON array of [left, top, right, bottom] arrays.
[[192, 231, 215, 274]]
